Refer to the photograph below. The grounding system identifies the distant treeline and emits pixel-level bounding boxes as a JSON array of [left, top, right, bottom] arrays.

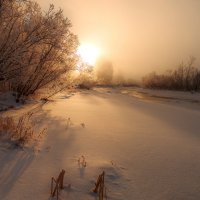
[[142, 57, 200, 91], [0, 0, 78, 100]]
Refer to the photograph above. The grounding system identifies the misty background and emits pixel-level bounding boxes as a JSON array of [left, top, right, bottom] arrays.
[[38, 0, 200, 79]]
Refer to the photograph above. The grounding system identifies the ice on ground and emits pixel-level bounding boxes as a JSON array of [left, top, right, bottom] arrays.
[[119, 87, 200, 104]]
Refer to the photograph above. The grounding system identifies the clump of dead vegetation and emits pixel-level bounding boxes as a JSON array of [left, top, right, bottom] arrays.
[[0, 112, 46, 148]]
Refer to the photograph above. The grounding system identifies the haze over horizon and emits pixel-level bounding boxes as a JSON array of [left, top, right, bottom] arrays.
[[38, 0, 200, 79]]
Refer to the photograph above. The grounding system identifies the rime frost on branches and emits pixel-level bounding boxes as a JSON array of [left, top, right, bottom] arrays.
[[0, 0, 79, 97]]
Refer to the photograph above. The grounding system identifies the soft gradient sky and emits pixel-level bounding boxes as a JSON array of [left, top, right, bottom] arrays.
[[38, 0, 200, 78]]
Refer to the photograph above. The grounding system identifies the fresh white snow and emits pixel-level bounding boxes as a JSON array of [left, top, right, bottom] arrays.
[[0, 87, 200, 200]]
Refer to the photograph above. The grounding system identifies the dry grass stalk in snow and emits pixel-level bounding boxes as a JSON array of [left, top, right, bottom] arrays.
[[51, 170, 65, 200], [93, 171, 107, 200], [12, 112, 34, 146], [78, 155, 87, 168]]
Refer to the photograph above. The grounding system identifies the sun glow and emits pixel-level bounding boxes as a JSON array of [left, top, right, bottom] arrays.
[[77, 44, 100, 66]]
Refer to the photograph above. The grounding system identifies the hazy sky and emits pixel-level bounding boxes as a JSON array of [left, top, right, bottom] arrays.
[[38, 0, 200, 78]]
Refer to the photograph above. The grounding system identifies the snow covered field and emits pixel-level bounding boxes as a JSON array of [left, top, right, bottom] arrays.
[[0, 87, 200, 200]]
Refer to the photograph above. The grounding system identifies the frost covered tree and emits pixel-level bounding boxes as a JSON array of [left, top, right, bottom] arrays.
[[0, 0, 79, 98]]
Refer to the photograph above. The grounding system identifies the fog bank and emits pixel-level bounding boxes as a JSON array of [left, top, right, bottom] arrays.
[[38, 0, 200, 79]]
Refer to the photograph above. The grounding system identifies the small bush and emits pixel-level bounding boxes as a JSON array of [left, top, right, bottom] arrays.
[[76, 72, 96, 90], [78, 80, 95, 90]]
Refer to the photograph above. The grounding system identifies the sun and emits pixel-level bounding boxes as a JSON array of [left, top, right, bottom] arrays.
[[77, 44, 100, 66]]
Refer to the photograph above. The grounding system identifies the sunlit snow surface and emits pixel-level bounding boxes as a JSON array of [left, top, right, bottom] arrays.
[[0, 87, 200, 200]]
